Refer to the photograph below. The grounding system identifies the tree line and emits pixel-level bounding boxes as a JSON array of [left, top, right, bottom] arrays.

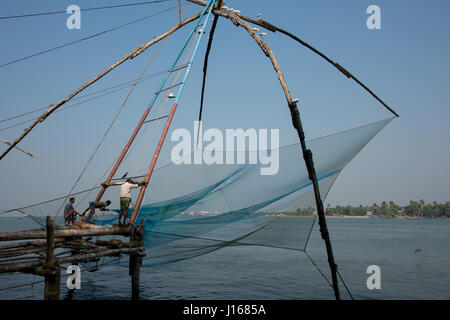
[[290, 200, 450, 218]]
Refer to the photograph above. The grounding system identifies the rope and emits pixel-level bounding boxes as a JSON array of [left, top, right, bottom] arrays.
[[196, 0, 222, 148], [0, 71, 175, 133], [304, 251, 333, 289], [16, 209, 45, 227], [75, 154, 120, 210], [0, 67, 179, 126], [0, 186, 101, 216], [0, 1, 174, 20], [337, 269, 354, 300], [303, 215, 317, 251], [0, 280, 45, 292]]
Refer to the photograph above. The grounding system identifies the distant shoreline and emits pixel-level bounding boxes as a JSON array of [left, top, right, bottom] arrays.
[[269, 214, 450, 220]]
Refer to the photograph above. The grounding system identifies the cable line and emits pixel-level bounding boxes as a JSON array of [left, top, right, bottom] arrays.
[[0, 0, 174, 20], [0, 64, 191, 126], [0, 4, 183, 69], [196, 0, 222, 148]]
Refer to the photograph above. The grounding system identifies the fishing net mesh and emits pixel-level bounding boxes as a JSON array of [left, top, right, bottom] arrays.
[[1, 118, 393, 268]]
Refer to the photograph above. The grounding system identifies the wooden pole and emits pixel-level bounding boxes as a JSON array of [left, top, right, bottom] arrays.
[[0, 247, 144, 274], [0, 225, 132, 242], [218, 9, 341, 300], [178, 0, 182, 25], [129, 220, 144, 300], [0, 11, 204, 161], [44, 216, 60, 300]]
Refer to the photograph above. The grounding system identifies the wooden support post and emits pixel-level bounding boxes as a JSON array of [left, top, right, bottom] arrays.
[[129, 220, 144, 300], [44, 216, 60, 300]]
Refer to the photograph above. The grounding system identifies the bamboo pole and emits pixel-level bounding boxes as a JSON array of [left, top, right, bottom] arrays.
[[0, 225, 131, 242], [218, 8, 341, 300], [129, 223, 144, 300], [0, 238, 66, 250], [0, 247, 144, 274], [45, 217, 55, 264], [0, 11, 204, 161], [0, 138, 37, 159]]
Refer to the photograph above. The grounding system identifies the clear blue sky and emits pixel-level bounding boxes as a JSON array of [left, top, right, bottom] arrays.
[[0, 0, 449, 212]]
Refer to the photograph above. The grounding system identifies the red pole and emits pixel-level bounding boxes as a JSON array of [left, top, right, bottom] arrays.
[[129, 102, 178, 225], [95, 107, 152, 201]]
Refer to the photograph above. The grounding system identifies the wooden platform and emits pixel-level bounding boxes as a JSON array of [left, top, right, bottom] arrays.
[[0, 217, 146, 300]]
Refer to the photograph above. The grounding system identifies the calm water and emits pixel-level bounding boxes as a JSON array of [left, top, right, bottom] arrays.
[[0, 217, 449, 300]]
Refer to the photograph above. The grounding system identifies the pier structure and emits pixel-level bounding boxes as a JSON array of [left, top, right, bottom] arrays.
[[0, 217, 146, 300]]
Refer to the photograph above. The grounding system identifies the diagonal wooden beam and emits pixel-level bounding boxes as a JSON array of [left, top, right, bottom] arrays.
[[0, 138, 37, 159], [0, 10, 204, 161]]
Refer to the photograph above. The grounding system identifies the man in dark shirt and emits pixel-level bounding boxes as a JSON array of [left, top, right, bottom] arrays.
[[64, 197, 81, 226], [82, 200, 111, 222]]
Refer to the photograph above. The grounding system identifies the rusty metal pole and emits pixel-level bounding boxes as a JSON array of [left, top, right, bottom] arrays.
[[95, 107, 152, 201], [129, 102, 178, 225]]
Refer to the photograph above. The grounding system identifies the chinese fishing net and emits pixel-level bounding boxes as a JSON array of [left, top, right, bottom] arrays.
[[1, 118, 392, 264]]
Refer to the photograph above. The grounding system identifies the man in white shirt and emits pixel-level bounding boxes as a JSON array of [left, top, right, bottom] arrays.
[[119, 178, 146, 224]]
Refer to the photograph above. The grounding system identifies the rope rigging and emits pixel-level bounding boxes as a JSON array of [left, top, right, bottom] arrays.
[[0, 4, 185, 70], [0, 0, 174, 20], [0, 65, 191, 133]]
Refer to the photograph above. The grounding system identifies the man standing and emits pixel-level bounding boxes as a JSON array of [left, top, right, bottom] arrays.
[[82, 200, 111, 223], [64, 197, 81, 226], [119, 178, 146, 224]]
